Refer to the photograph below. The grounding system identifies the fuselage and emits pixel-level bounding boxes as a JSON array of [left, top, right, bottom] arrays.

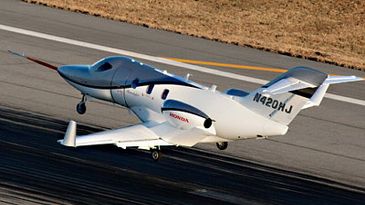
[[58, 56, 288, 141]]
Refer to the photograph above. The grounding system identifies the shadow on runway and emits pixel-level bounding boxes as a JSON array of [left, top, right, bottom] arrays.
[[0, 105, 364, 205]]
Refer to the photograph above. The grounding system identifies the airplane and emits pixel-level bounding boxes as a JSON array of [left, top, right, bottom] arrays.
[[9, 50, 363, 160]]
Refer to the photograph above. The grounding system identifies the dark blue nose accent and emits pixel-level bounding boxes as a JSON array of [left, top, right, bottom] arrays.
[[57, 66, 70, 78], [57, 65, 91, 85], [58, 65, 119, 88]]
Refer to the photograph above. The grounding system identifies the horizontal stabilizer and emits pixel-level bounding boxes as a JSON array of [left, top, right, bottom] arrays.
[[302, 75, 363, 109], [324, 75, 363, 85]]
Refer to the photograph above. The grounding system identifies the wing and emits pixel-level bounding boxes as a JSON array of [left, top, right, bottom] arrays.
[[58, 121, 215, 150]]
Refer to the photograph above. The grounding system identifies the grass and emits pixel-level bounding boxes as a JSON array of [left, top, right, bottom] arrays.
[[24, 0, 365, 71]]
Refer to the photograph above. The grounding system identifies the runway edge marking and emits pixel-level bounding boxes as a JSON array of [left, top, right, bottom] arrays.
[[0, 24, 364, 107]]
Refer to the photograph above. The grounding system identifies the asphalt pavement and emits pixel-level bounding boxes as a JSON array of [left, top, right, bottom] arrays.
[[0, 105, 364, 205]]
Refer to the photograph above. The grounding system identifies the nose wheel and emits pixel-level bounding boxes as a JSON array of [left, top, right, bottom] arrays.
[[76, 95, 87, 115], [76, 102, 86, 114], [216, 142, 228, 150]]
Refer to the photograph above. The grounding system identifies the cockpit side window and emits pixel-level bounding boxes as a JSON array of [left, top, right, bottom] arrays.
[[96, 62, 113, 72]]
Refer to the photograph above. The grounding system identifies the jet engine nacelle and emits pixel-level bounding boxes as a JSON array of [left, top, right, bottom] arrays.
[[163, 110, 206, 129], [161, 100, 215, 135]]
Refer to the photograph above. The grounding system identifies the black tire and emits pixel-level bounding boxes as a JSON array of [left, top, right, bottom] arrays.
[[76, 103, 86, 115], [151, 150, 161, 161], [216, 142, 228, 150]]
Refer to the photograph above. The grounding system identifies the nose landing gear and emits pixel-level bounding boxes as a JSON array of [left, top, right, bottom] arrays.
[[76, 95, 87, 115], [216, 142, 228, 150]]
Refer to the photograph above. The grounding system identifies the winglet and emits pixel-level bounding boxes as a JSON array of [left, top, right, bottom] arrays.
[[8, 50, 58, 70], [59, 120, 77, 147]]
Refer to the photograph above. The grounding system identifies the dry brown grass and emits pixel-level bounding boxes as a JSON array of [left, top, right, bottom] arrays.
[[24, 0, 365, 71]]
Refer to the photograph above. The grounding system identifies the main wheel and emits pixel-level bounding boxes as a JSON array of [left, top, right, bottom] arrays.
[[151, 150, 161, 161], [216, 142, 228, 150], [76, 102, 86, 115]]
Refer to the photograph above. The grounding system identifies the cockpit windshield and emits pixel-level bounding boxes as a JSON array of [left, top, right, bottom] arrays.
[[95, 62, 113, 72], [91, 56, 129, 72]]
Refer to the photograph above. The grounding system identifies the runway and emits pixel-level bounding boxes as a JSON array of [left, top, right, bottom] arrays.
[[0, 0, 365, 203], [0, 105, 364, 205]]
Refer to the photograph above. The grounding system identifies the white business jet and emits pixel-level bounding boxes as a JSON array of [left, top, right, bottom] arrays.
[[10, 51, 363, 160]]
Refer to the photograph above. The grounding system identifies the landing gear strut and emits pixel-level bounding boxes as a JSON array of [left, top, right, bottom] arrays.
[[216, 142, 228, 150], [76, 95, 87, 115], [151, 149, 161, 161]]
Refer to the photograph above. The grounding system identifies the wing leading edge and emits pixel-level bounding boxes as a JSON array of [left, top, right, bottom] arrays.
[[58, 121, 214, 150]]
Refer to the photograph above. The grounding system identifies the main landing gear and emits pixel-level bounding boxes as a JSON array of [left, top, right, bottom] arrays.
[[151, 149, 162, 161], [216, 142, 228, 150], [76, 95, 87, 115]]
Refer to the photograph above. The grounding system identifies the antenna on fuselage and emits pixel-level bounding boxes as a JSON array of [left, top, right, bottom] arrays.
[[185, 73, 191, 80]]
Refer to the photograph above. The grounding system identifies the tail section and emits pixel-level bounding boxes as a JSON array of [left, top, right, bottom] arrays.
[[238, 67, 362, 125]]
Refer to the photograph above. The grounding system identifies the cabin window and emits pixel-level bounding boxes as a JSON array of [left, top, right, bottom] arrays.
[[161, 89, 169, 100], [146, 84, 154, 94], [96, 62, 112, 72]]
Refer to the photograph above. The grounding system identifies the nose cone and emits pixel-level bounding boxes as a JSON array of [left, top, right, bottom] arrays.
[[57, 65, 90, 84], [57, 66, 70, 79]]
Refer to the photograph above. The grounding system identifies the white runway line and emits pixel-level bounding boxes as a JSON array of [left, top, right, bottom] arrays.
[[0, 24, 364, 107], [325, 93, 365, 106]]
